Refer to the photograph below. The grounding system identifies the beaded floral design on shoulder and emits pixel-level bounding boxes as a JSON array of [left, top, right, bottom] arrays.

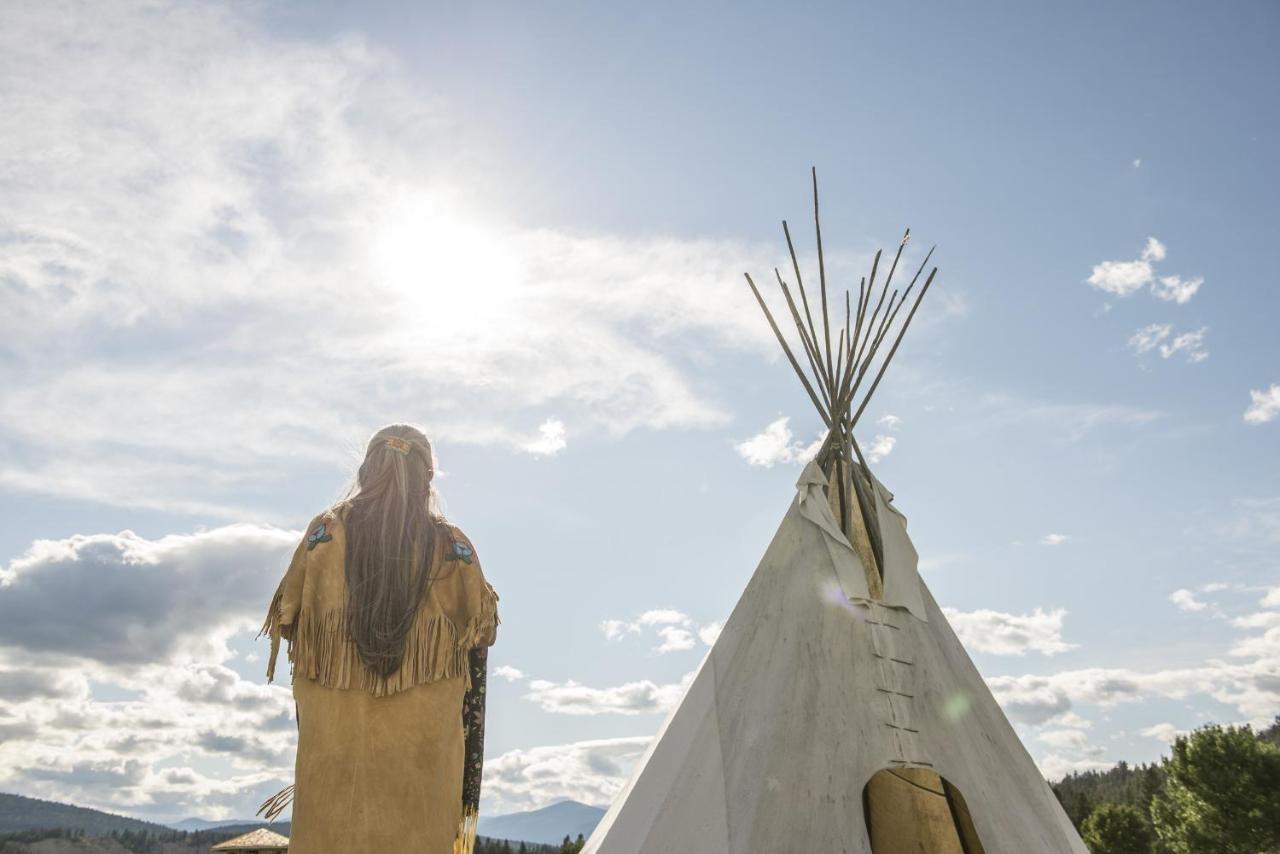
[[446, 539, 474, 564], [306, 521, 333, 551]]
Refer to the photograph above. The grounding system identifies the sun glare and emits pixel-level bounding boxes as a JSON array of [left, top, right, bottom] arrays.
[[370, 193, 524, 342]]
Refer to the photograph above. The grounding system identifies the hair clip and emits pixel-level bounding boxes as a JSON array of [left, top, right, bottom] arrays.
[[385, 437, 412, 455]]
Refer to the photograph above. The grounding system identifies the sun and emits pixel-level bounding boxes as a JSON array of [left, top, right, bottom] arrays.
[[369, 191, 525, 343]]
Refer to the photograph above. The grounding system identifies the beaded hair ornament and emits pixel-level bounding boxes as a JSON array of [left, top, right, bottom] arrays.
[[384, 435, 434, 479]]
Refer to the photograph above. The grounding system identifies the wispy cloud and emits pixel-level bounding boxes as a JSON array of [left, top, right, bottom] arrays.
[[1127, 324, 1209, 364], [1150, 275, 1204, 305], [975, 395, 1166, 443], [0, 0, 785, 515], [1040, 533, 1070, 546], [524, 673, 693, 716]]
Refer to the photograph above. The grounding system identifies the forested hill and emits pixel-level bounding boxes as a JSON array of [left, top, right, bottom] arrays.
[[1050, 718, 1280, 852], [0, 793, 166, 835]]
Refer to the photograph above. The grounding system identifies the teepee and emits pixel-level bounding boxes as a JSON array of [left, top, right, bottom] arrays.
[[584, 172, 1087, 854]]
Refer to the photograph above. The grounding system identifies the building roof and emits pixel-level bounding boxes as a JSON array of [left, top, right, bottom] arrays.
[[210, 828, 290, 851]]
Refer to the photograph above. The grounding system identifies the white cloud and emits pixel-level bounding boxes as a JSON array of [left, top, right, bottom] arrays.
[[654, 627, 696, 654], [987, 651, 1280, 730], [864, 434, 896, 463], [482, 737, 649, 814], [1132, 158, 1142, 169], [734, 417, 823, 468], [1244, 384, 1280, 425], [0, 654, 297, 821], [1038, 753, 1114, 780], [1087, 237, 1202, 306], [1037, 728, 1092, 750], [1231, 612, 1280, 631], [1264, 586, 1280, 608], [0, 525, 296, 665], [944, 607, 1076, 656], [698, 621, 723, 646], [635, 609, 691, 627], [599, 609, 720, 654], [600, 619, 638, 642], [1089, 259, 1155, 298], [1229, 626, 1280, 660], [0, 0, 784, 515], [1141, 237, 1167, 263], [522, 418, 568, 457], [1088, 238, 1164, 297], [1139, 722, 1186, 744], [493, 665, 526, 682], [877, 414, 902, 431], [1151, 275, 1203, 305], [1170, 589, 1208, 612], [0, 522, 306, 819], [524, 673, 693, 716], [1040, 533, 1070, 546]]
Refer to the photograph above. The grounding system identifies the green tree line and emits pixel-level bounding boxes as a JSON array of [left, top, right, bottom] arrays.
[[1052, 718, 1280, 853]]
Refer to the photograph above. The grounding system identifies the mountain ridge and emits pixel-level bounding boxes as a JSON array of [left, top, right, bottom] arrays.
[[478, 799, 605, 846]]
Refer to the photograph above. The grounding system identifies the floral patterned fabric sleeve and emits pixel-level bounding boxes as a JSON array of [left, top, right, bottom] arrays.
[[461, 646, 489, 817]]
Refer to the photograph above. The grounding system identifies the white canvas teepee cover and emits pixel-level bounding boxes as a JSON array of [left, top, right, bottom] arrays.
[[584, 462, 1086, 853]]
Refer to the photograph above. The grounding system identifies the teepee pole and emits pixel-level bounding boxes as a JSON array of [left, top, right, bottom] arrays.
[[845, 244, 934, 412], [776, 272, 832, 412], [812, 168, 836, 390], [851, 265, 938, 427], [853, 250, 887, 372], [744, 273, 832, 426], [782, 221, 831, 393]]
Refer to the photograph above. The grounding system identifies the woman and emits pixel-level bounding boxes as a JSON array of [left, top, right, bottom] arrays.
[[261, 424, 499, 853]]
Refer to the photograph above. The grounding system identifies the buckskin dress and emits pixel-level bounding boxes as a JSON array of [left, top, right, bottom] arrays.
[[262, 506, 499, 854]]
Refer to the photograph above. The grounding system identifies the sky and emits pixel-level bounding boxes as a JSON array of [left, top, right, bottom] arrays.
[[1, 0, 1278, 823]]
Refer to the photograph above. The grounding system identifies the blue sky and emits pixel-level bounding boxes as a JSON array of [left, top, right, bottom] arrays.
[[1, 0, 1277, 821]]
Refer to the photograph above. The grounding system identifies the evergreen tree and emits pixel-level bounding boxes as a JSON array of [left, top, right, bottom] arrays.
[[1081, 802, 1153, 854], [1150, 723, 1280, 854]]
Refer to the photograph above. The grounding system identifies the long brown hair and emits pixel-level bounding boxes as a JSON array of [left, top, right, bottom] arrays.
[[338, 424, 444, 677]]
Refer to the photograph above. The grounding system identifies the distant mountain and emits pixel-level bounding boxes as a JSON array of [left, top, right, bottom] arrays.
[[167, 817, 264, 832], [478, 800, 605, 846], [1, 791, 600, 850], [0, 792, 168, 835]]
